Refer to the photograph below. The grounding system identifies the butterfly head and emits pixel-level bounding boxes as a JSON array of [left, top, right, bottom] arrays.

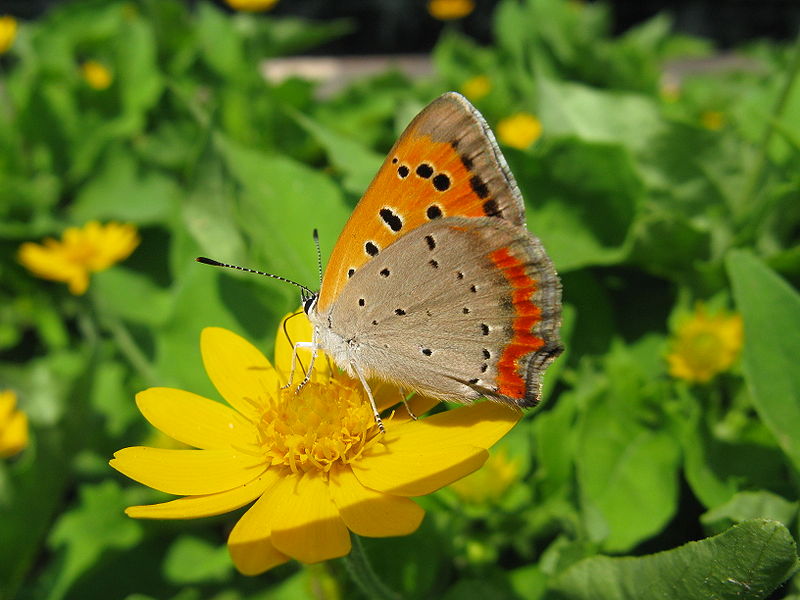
[[302, 291, 318, 316]]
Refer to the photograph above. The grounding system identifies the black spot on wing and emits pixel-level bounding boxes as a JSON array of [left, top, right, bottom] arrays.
[[483, 199, 502, 218], [379, 208, 403, 232], [416, 163, 433, 179], [433, 173, 451, 192], [470, 175, 490, 199]]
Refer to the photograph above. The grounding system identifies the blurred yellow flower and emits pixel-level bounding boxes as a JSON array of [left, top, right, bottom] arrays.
[[428, 0, 475, 21], [111, 313, 520, 575], [18, 221, 140, 295], [450, 447, 521, 504], [0, 15, 17, 54], [497, 112, 543, 150], [461, 75, 491, 101], [81, 60, 113, 90], [667, 304, 743, 383], [700, 110, 725, 131], [224, 0, 279, 12], [0, 390, 28, 459]]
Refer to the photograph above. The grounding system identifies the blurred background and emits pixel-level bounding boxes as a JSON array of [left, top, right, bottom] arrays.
[[1, 0, 799, 599], [5, 0, 800, 50]]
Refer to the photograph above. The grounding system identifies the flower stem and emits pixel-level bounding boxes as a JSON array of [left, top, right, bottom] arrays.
[[90, 290, 160, 386], [341, 535, 404, 600]]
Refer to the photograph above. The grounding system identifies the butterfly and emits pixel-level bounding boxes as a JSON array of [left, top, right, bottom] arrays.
[[201, 92, 563, 431]]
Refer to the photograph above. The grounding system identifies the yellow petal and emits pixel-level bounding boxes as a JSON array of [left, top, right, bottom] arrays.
[[329, 466, 424, 537], [126, 470, 279, 520], [110, 447, 265, 495], [135, 388, 258, 450], [271, 472, 351, 563], [352, 444, 488, 497], [353, 403, 518, 496], [67, 270, 90, 295], [0, 390, 16, 422], [0, 410, 28, 458], [388, 400, 521, 449], [228, 475, 293, 575], [201, 327, 280, 421], [273, 311, 331, 384]]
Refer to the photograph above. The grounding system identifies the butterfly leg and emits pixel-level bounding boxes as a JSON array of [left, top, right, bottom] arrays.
[[352, 364, 385, 434], [281, 341, 315, 390], [401, 392, 418, 421], [295, 341, 318, 393]]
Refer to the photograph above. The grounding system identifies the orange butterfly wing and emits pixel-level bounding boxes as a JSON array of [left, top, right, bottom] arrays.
[[317, 92, 528, 313]]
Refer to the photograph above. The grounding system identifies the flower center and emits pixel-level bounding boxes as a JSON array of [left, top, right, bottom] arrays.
[[256, 375, 383, 474]]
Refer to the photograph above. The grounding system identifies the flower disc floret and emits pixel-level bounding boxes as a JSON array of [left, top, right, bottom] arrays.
[[260, 378, 382, 473]]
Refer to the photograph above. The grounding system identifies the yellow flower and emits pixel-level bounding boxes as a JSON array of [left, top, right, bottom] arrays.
[[224, 0, 279, 12], [0, 15, 17, 54], [0, 390, 29, 459], [700, 110, 725, 131], [111, 313, 520, 575], [667, 304, 743, 383], [497, 112, 543, 150], [18, 221, 140, 295], [427, 0, 475, 21], [81, 60, 113, 90], [461, 75, 492, 102], [449, 447, 521, 505]]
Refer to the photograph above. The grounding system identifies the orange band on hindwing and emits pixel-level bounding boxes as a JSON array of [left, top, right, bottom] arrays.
[[488, 247, 545, 399]]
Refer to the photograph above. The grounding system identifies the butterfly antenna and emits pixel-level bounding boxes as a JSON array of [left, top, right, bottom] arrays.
[[196, 257, 315, 296], [313, 229, 323, 287]]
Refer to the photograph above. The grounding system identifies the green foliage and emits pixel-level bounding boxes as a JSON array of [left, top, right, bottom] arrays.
[[550, 520, 798, 600], [1, 0, 799, 598]]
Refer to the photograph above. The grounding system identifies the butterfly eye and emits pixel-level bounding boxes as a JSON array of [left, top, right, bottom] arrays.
[[303, 295, 317, 314]]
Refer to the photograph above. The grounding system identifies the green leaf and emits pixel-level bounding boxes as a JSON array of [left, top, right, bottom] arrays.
[[47, 481, 143, 600], [0, 430, 71, 600], [510, 565, 548, 600], [116, 15, 163, 122], [289, 109, 384, 196], [361, 518, 445, 599], [182, 154, 248, 263], [93, 267, 172, 326], [163, 535, 233, 584], [677, 387, 790, 510], [213, 133, 350, 287], [512, 139, 640, 271], [195, 2, 247, 79], [727, 249, 800, 471], [538, 78, 664, 152], [575, 340, 681, 552], [702, 491, 798, 530], [550, 519, 799, 600], [87, 358, 139, 436], [70, 146, 180, 224]]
